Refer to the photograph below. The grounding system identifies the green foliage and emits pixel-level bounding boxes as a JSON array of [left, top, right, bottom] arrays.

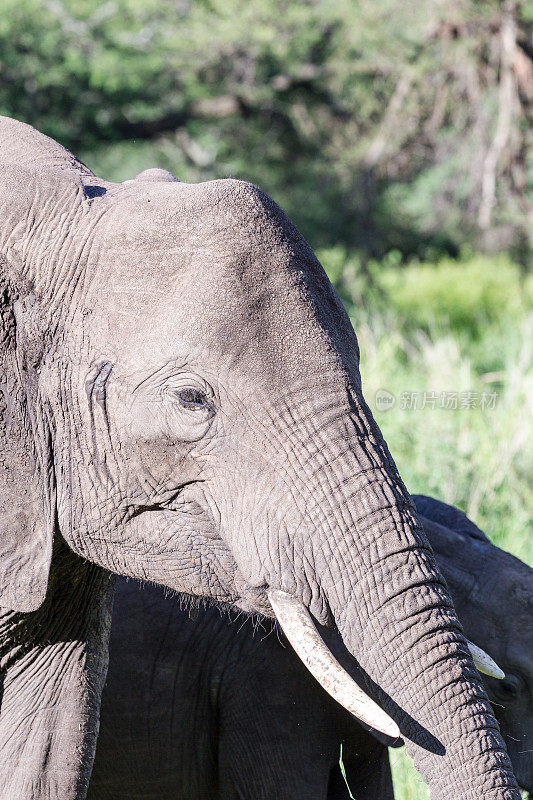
[[338, 744, 356, 799], [1, 0, 531, 261], [390, 747, 430, 800], [375, 254, 533, 338], [333, 252, 533, 566], [363, 309, 533, 565], [321, 247, 533, 339]]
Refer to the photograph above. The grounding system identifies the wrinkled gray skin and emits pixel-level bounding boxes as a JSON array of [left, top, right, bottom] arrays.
[[415, 497, 533, 793], [0, 117, 520, 800], [88, 496, 533, 799]]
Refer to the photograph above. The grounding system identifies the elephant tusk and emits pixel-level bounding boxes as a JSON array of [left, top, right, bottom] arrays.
[[267, 589, 400, 739], [466, 639, 505, 679]]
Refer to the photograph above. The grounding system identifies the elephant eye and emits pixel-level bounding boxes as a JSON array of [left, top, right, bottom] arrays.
[[175, 387, 211, 411], [493, 675, 520, 702], [499, 679, 519, 698]]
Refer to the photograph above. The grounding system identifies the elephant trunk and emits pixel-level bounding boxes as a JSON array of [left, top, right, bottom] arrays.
[[269, 400, 520, 800], [328, 507, 516, 798]]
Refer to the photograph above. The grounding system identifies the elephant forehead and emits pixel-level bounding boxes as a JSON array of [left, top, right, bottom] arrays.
[[91, 177, 340, 311], [474, 556, 533, 660], [480, 551, 533, 613], [84, 263, 352, 389], [97, 176, 303, 256], [82, 179, 358, 383]]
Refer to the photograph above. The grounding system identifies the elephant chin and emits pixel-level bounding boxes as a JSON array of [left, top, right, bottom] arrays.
[[268, 589, 505, 741]]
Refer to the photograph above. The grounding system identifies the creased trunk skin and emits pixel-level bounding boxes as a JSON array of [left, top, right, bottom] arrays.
[[291, 399, 520, 800]]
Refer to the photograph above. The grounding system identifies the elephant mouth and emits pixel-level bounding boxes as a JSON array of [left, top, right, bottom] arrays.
[[231, 575, 271, 615], [267, 588, 506, 740], [269, 588, 401, 738]]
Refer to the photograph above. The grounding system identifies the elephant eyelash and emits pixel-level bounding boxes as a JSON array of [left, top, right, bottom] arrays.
[[173, 387, 214, 413]]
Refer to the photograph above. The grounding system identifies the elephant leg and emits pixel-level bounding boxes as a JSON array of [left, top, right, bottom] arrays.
[[327, 740, 394, 800]]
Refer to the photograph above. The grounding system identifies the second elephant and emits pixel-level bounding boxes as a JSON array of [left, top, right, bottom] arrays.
[[89, 496, 533, 799]]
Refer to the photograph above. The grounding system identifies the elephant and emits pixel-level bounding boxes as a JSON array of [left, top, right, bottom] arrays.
[[87, 495, 533, 799], [0, 116, 520, 800]]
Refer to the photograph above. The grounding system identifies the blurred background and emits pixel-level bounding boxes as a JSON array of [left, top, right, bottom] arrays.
[[1, 1, 531, 796]]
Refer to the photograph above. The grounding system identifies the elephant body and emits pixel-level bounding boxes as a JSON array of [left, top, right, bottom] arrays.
[[89, 497, 533, 799], [0, 117, 521, 799], [89, 584, 393, 800]]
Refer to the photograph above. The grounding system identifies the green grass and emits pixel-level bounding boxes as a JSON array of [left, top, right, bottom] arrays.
[[389, 748, 430, 800], [321, 252, 533, 566], [356, 311, 532, 565]]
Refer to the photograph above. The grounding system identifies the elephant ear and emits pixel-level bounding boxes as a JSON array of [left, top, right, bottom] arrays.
[[0, 117, 94, 612], [0, 289, 53, 612], [412, 494, 489, 542]]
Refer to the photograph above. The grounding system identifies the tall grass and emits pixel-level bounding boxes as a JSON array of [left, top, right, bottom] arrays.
[[320, 251, 533, 798], [320, 250, 533, 564], [357, 313, 532, 564]]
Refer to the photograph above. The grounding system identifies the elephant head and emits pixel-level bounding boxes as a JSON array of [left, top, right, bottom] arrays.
[[0, 117, 520, 799]]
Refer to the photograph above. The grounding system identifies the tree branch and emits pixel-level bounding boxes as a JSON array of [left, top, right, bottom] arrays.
[[478, 1, 517, 230]]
